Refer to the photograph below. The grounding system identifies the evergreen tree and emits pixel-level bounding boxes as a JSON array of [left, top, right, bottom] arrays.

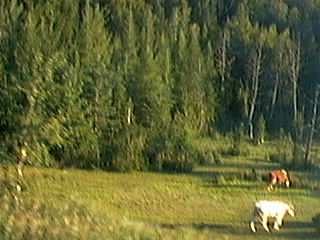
[[0, 0, 27, 161], [77, 1, 114, 167], [1, 0, 320, 172], [12, 0, 99, 167]]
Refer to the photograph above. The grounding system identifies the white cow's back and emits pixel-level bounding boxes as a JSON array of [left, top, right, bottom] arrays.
[[256, 200, 288, 217]]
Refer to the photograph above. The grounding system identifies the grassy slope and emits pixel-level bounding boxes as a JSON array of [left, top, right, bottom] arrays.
[[2, 141, 320, 239]]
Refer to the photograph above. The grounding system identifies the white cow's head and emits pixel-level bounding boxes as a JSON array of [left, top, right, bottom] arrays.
[[288, 204, 295, 217]]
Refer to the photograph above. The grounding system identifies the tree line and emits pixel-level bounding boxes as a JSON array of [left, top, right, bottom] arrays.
[[0, 0, 319, 171]]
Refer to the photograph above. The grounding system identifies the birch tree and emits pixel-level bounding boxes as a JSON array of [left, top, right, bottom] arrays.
[[288, 36, 301, 124], [247, 42, 263, 139], [216, 28, 231, 93], [304, 85, 319, 169]]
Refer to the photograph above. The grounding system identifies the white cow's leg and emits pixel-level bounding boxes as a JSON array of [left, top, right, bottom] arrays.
[[262, 216, 270, 232], [274, 216, 283, 230], [251, 208, 261, 232], [273, 222, 280, 230], [250, 220, 257, 232]]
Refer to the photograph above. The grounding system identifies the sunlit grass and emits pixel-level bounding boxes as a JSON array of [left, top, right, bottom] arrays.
[[1, 140, 319, 239]]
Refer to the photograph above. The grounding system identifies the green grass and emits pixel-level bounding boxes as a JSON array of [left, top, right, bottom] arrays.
[[1, 140, 320, 239]]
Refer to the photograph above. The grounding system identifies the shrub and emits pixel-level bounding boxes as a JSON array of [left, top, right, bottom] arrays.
[[268, 133, 297, 168], [254, 115, 266, 145], [162, 159, 195, 173], [103, 125, 147, 172], [196, 149, 222, 165], [23, 142, 56, 167], [144, 125, 196, 172], [227, 141, 250, 156], [223, 125, 251, 157], [288, 143, 306, 169]]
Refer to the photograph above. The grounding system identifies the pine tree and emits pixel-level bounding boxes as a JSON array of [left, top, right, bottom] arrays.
[[12, 0, 99, 167], [77, 1, 114, 167], [0, 0, 27, 161]]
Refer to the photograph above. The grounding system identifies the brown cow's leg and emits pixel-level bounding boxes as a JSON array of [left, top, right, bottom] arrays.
[[267, 176, 277, 190]]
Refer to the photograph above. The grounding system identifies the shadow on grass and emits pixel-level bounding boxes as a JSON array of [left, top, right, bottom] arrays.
[[149, 221, 319, 239], [193, 223, 231, 230], [190, 169, 220, 178], [271, 227, 318, 240], [190, 162, 272, 181], [242, 221, 319, 239], [148, 222, 231, 231], [213, 161, 275, 171], [244, 231, 318, 240], [275, 231, 319, 239], [284, 221, 314, 229]]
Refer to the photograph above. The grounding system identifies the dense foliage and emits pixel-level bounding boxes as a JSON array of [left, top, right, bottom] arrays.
[[1, 0, 320, 171]]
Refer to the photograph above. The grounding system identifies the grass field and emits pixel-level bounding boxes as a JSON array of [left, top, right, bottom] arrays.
[[1, 141, 320, 239]]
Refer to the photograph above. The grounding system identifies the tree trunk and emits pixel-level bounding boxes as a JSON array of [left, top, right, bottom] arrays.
[[93, 88, 99, 133], [270, 72, 279, 119], [217, 28, 232, 94], [288, 38, 300, 124], [248, 45, 262, 139], [304, 85, 319, 169], [217, 29, 227, 93], [270, 50, 284, 119]]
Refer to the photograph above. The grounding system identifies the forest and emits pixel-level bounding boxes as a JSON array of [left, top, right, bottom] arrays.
[[1, 0, 320, 172]]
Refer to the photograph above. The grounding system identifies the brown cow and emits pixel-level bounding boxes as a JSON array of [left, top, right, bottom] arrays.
[[267, 170, 291, 191]]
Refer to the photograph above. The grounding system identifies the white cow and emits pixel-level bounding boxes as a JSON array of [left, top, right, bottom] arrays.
[[249, 200, 295, 232]]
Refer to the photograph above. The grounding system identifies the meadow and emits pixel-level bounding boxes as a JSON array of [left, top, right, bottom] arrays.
[[0, 140, 319, 240]]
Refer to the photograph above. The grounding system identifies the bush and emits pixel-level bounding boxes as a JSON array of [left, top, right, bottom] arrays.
[[103, 125, 147, 172], [267, 133, 304, 169], [223, 126, 251, 157], [162, 159, 195, 173], [24, 142, 57, 167], [226, 141, 250, 156], [196, 149, 222, 165], [144, 125, 196, 173], [254, 115, 266, 145]]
